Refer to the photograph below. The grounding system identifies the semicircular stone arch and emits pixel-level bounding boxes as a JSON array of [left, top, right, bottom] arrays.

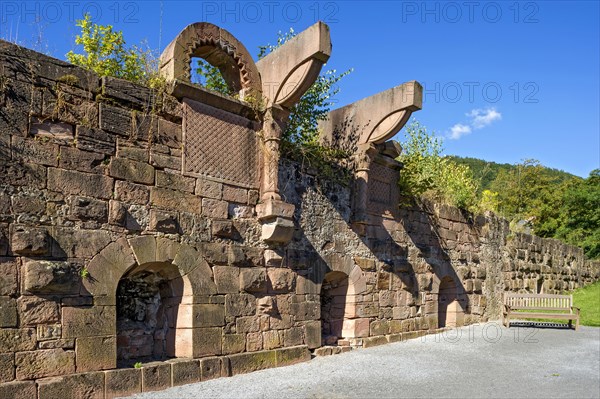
[[160, 22, 262, 98], [79, 236, 220, 367]]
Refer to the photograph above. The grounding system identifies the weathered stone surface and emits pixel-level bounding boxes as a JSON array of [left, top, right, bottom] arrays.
[[38, 338, 73, 349], [37, 371, 105, 399], [195, 178, 222, 199], [12, 136, 59, 166], [228, 350, 277, 375], [11, 226, 50, 255], [52, 228, 111, 259], [156, 170, 195, 193], [200, 357, 223, 381], [76, 126, 116, 155], [59, 147, 107, 174], [62, 306, 115, 338], [115, 180, 150, 205], [304, 320, 321, 349], [105, 368, 142, 399], [275, 345, 311, 366], [170, 359, 200, 387], [110, 158, 155, 185], [157, 118, 182, 148], [212, 220, 234, 238], [268, 268, 296, 293], [150, 152, 181, 170], [142, 362, 171, 392], [102, 76, 154, 108], [75, 336, 116, 372], [0, 161, 47, 189], [222, 334, 246, 355], [0, 352, 14, 382], [11, 194, 46, 215], [225, 293, 256, 317], [239, 268, 267, 293], [0, 297, 16, 327], [222, 185, 248, 204], [15, 349, 75, 379], [202, 198, 228, 219], [0, 328, 36, 352], [193, 327, 222, 357], [99, 103, 132, 136], [69, 196, 108, 222], [283, 327, 304, 347], [151, 187, 202, 213], [214, 266, 240, 294], [48, 167, 114, 199], [0, 381, 36, 399], [128, 235, 156, 266], [149, 209, 179, 233], [193, 304, 225, 328], [17, 296, 59, 326], [23, 259, 80, 294]]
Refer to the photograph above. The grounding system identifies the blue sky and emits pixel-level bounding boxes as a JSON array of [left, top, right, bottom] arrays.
[[1, 1, 598, 177]]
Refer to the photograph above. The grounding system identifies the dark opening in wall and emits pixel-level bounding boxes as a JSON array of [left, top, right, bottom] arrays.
[[320, 271, 349, 345], [438, 276, 464, 328], [116, 263, 191, 366]]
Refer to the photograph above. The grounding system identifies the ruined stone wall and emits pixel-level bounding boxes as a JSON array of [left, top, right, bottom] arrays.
[[0, 41, 598, 398]]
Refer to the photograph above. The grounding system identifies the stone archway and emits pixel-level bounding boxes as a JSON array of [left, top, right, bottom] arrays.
[[320, 271, 350, 345], [159, 22, 262, 98], [79, 237, 220, 370], [115, 262, 193, 365], [438, 276, 464, 328]]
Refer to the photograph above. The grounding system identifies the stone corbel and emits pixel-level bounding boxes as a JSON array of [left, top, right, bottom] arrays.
[[255, 22, 332, 245], [318, 80, 423, 150], [256, 21, 332, 109]]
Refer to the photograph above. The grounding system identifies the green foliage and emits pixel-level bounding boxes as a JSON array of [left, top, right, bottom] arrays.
[[554, 170, 600, 259], [573, 281, 600, 326], [397, 120, 478, 210], [133, 362, 142, 369], [448, 155, 577, 194], [67, 14, 163, 88], [193, 59, 232, 96]]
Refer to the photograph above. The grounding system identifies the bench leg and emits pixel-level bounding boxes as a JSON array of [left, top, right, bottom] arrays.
[[568, 320, 572, 329], [575, 317, 579, 331]]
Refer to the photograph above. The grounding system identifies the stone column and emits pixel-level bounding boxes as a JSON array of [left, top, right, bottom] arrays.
[[256, 106, 296, 244]]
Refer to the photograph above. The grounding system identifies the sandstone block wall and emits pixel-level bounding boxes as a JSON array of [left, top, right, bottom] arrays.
[[0, 39, 598, 398]]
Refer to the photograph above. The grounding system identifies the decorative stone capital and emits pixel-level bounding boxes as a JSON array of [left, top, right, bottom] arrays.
[[256, 199, 296, 244]]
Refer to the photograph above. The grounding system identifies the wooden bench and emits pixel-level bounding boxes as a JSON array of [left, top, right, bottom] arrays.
[[503, 293, 580, 331]]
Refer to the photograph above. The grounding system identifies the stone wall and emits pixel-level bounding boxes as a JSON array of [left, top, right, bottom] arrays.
[[0, 38, 598, 399]]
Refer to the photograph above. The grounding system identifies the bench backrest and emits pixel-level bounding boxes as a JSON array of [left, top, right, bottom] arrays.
[[503, 293, 572, 311]]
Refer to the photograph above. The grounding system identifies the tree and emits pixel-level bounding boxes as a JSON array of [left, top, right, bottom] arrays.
[[398, 120, 478, 210], [66, 14, 160, 87], [555, 170, 600, 258]]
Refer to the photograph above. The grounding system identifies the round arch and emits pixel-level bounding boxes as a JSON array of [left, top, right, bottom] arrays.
[[160, 22, 262, 98]]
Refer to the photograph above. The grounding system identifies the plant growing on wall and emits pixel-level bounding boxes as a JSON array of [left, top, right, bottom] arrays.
[[398, 120, 479, 211], [66, 14, 163, 88]]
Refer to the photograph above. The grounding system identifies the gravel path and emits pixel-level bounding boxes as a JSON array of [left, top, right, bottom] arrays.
[[123, 322, 600, 399]]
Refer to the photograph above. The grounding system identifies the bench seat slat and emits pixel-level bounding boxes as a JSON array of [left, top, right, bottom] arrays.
[[506, 312, 576, 319]]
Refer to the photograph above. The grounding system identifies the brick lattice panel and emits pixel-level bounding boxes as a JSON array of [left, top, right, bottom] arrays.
[[183, 98, 260, 188], [368, 162, 399, 215]]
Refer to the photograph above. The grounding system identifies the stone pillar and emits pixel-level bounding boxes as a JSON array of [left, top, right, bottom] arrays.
[[256, 106, 296, 244]]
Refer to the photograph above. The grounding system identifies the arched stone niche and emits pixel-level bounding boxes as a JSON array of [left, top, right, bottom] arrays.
[[77, 237, 221, 370], [160, 22, 262, 99]]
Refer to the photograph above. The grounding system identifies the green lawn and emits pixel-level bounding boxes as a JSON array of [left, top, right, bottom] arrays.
[[573, 281, 600, 326]]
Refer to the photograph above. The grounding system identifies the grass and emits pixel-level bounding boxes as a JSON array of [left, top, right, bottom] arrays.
[[573, 281, 600, 326], [513, 281, 600, 326]]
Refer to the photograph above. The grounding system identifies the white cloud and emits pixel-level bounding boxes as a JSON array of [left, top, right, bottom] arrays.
[[448, 123, 472, 140], [467, 107, 502, 129], [446, 107, 502, 140]]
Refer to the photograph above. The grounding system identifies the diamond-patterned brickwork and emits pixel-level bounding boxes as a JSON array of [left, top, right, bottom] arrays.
[[183, 98, 260, 188], [368, 162, 399, 215]]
